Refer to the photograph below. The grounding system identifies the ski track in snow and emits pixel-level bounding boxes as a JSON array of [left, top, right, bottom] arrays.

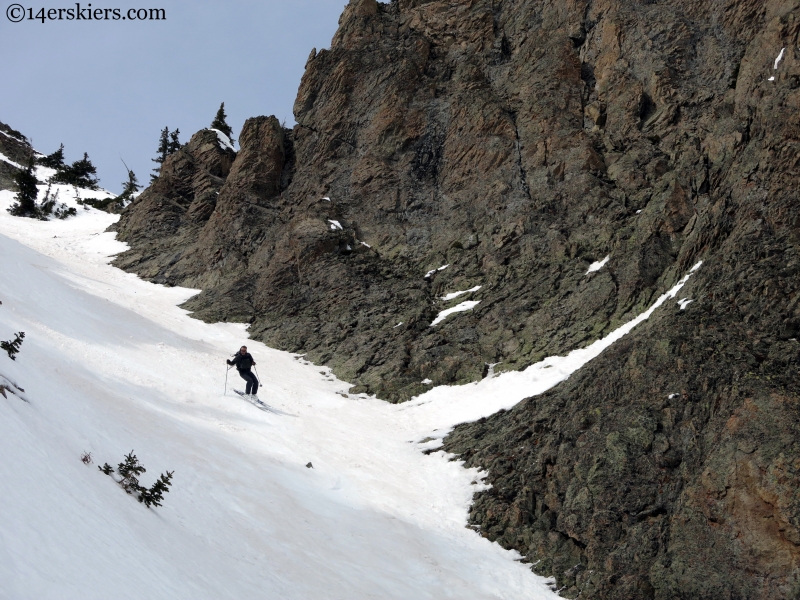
[[0, 191, 702, 599]]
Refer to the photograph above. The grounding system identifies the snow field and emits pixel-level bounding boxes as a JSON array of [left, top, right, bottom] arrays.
[[0, 160, 116, 219], [0, 197, 559, 599]]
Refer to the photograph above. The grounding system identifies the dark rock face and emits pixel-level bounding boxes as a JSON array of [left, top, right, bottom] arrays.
[[117, 0, 740, 401], [445, 267, 800, 598], [0, 122, 33, 191], [112, 128, 237, 280], [113, 0, 800, 596]]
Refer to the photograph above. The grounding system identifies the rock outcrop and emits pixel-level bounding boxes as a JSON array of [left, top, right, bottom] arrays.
[[113, 0, 800, 597], [0, 122, 34, 191]]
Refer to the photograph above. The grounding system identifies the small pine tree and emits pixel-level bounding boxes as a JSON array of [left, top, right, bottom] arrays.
[[97, 450, 174, 508], [72, 153, 100, 189], [34, 182, 77, 219], [38, 143, 66, 169], [119, 161, 141, 202], [52, 152, 100, 189], [167, 128, 181, 154], [117, 450, 146, 494], [122, 170, 140, 195], [54, 205, 78, 219], [1, 332, 25, 360], [210, 102, 234, 142], [8, 158, 39, 218], [39, 182, 58, 217], [138, 470, 174, 508], [151, 126, 170, 182]]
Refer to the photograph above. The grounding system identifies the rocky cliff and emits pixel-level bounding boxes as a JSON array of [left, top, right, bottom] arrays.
[[114, 0, 800, 597], [0, 122, 33, 191]]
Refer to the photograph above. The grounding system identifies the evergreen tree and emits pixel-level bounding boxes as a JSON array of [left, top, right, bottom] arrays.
[[70, 153, 100, 189], [34, 182, 77, 220], [52, 152, 100, 189], [139, 470, 174, 508], [1, 332, 24, 360], [167, 128, 181, 154], [38, 143, 65, 169], [117, 450, 146, 494], [151, 126, 170, 182], [119, 160, 141, 202], [8, 157, 40, 218], [39, 182, 58, 216], [210, 102, 234, 141], [96, 450, 175, 508]]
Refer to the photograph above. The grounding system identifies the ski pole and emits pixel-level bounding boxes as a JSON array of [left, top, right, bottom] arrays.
[[254, 365, 261, 385], [224, 365, 231, 396]]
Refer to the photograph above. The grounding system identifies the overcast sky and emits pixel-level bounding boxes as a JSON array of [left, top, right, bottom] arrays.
[[0, 1, 348, 193]]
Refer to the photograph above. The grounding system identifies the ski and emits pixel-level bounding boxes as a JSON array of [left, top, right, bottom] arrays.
[[231, 390, 297, 417], [232, 389, 270, 411]]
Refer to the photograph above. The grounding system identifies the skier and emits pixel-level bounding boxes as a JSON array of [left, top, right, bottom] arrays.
[[227, 346, 259, 397]]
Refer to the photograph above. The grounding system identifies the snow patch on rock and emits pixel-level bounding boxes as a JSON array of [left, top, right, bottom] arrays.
[[0, 151, 23, 170], [209, 128, 235, 152], [586, 255, 610, 274], [441, 286, 481, 302], [424, 264, 449, 279], [431, 300, 480, 326]]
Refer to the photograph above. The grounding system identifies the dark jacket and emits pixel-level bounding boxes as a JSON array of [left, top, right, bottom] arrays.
[[228, 352, 255, 372]]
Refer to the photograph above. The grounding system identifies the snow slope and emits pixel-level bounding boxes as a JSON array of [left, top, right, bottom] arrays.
[[0, 196, 559, 599], [0, 194, 702, 599], [1, 159, 116, 218]]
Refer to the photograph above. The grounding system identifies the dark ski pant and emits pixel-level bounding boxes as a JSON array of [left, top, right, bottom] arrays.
[[238, 369, 259, 395]]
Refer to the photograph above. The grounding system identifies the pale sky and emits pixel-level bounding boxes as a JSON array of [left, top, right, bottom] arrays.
[[0, 1, 348, 193]]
